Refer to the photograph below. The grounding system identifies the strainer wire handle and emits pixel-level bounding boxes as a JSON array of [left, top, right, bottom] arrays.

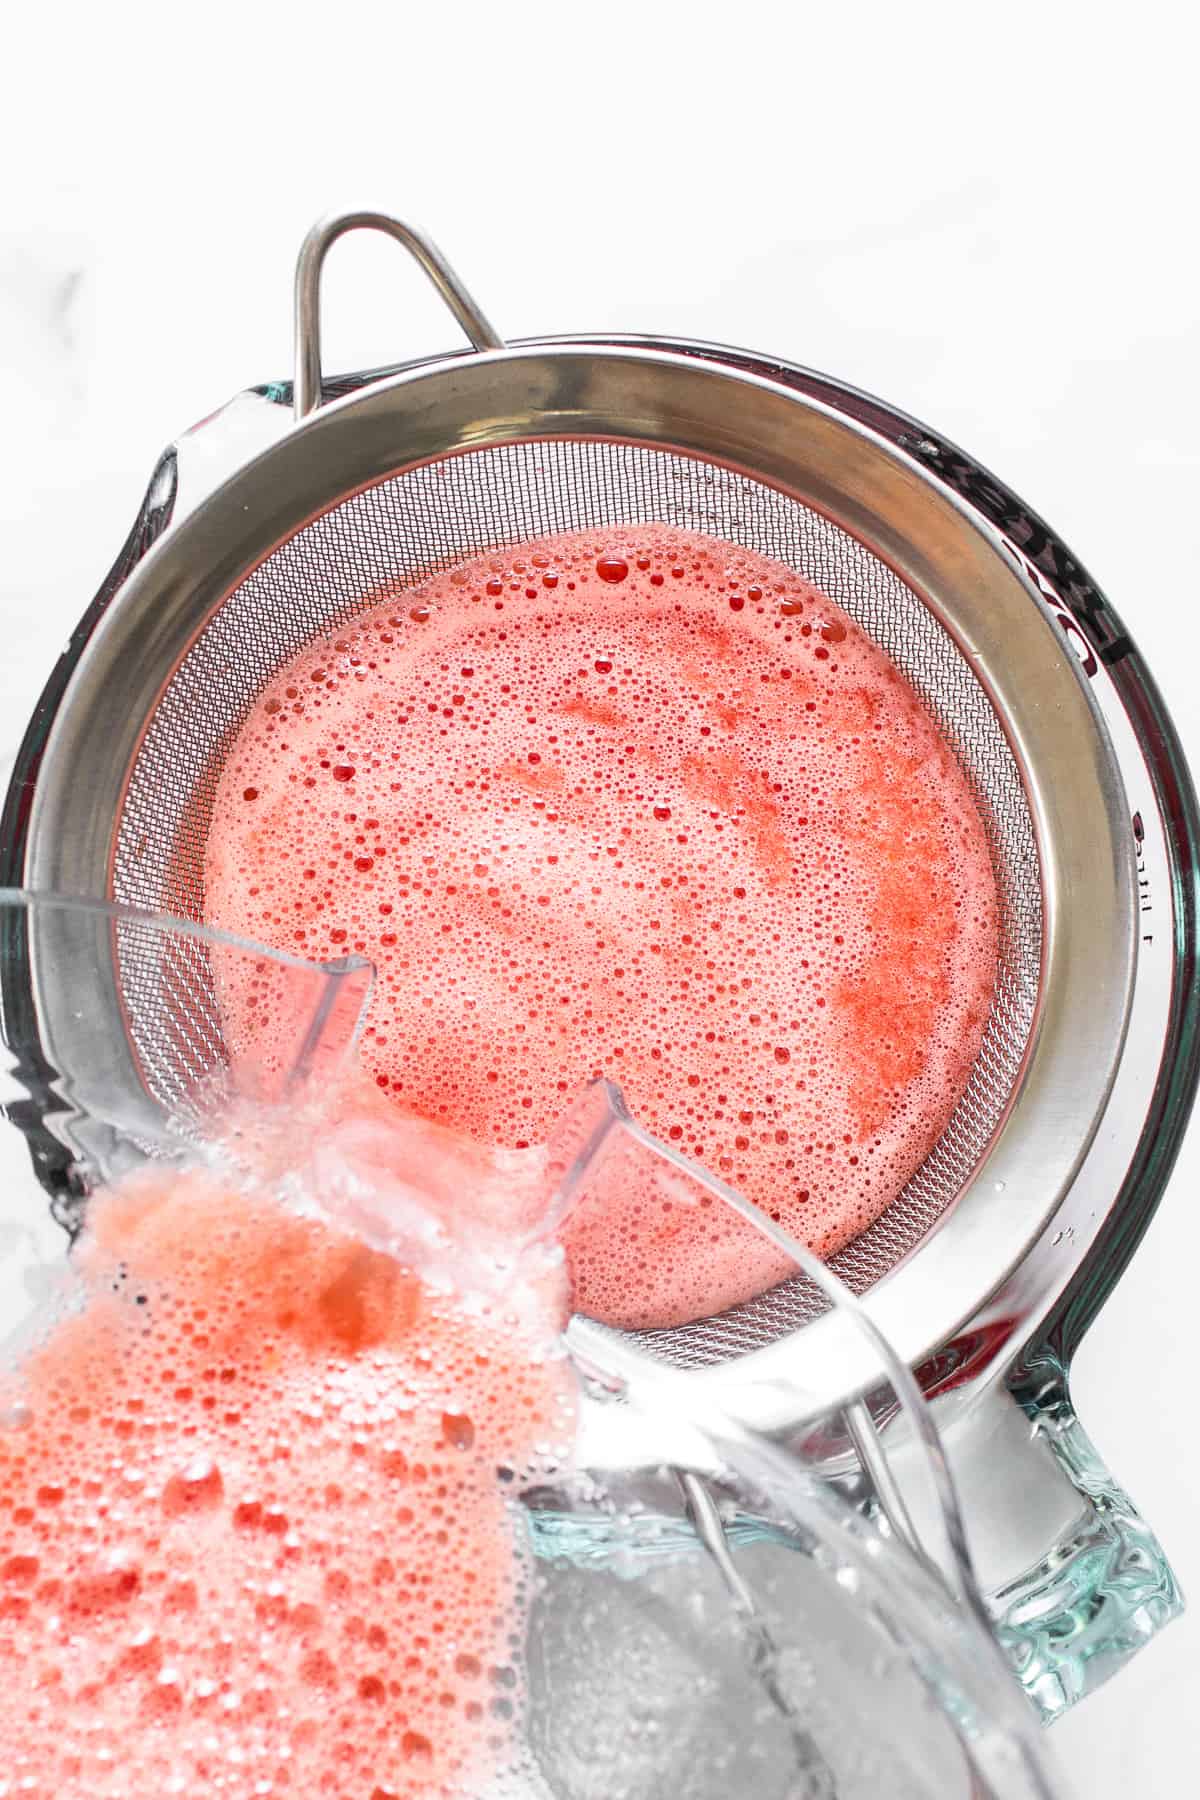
[[293, 210, 505, 421]]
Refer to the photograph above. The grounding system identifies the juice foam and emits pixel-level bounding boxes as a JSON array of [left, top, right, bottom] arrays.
[[0, 1103, 574, 1798], [205, 528, 999, 1327]]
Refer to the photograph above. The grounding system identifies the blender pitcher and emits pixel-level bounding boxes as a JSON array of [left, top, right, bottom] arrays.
[[0, 890, 1067, 1797]]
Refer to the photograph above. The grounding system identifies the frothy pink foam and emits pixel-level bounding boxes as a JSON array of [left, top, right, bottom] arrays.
[[205, 527, 999, 1328], [0, 1104, 574, 1798]]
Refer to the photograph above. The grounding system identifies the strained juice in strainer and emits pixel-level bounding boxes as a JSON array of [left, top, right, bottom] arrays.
[[203, 527, 1000, 1330]]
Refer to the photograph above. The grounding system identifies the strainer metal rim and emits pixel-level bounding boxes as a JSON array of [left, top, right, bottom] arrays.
[[21, 342, 1136, 1419]]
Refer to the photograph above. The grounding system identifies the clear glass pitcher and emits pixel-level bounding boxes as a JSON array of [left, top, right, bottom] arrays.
[[0, 891, 1067, 1797]]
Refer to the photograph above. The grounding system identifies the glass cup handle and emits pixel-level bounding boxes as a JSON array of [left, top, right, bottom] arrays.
[[947, 1354, 1183, 1722]]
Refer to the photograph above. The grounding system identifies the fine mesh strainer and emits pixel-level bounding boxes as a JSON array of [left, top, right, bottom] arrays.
[[2, 209, 1197, 1718], [118, 438, 1045, 1346]]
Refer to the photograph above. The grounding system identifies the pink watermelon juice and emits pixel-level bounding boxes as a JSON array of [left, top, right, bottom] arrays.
[[206, 527, 999, 1328], [0, 1101, 575, 1799]]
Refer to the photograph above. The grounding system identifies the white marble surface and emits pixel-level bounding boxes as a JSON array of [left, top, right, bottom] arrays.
[[2, 5, 1199, 1792]]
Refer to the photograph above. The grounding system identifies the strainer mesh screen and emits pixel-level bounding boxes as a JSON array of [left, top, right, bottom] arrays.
[[112, 439, 1041, 1359]]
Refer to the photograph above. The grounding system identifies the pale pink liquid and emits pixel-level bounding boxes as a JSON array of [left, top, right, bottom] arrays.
[[206, 528, 999, 1328], [0, 1116, 574, 1799]]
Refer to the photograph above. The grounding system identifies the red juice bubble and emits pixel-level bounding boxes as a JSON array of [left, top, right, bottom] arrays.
[[205, 526, 1000, 1330], [595, 555, 629, 584]]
